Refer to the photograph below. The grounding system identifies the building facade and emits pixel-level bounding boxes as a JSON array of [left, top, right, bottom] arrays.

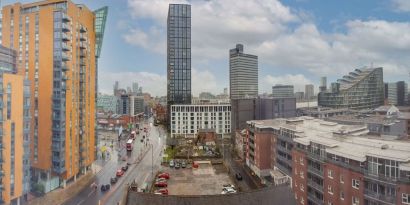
[[272, 85, 294, 98], [1, 0, 107, 191], [167, 4, 191, 105], [387, 81, 408, 106], [130, 95, 144, 117], [318, 67, 384, 110], [305, 84, 314, 100], [0, 46, 31, 204], [229, 44, 258, 100], [170, 104, 231, 138], [97, 94, 118, 113], [319, 77, 327, 92]]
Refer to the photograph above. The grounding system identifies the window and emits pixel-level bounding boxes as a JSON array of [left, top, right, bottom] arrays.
[[300, 157, 304, 165], [328, 185, 333, 194], [403, 193, 410, 204], [340, 175, 344, 183], [352, 196, 359, 205], [340, 191, 345, 200], [300, 171, 304, 179], [328, 169, 334, 179], [327, 201, 333, 205], [294, 167, 298, 175], [352, 179, 360, 189], [300, 184, 304, 192], [300, 198, 304, 205]]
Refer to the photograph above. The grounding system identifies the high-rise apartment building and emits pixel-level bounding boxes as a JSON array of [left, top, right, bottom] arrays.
[[387, 81, 408, 106], [0, 46, 31, 204], [272, 84, 294, 98], [318, 67, 384, 110], [305, 84, 314, 100], [319, 77, 327, 92], [1, 0, 107, 191], [167, 4, 191, 105], [229, 44, 258, 100]]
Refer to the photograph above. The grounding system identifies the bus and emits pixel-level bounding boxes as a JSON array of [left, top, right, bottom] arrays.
[[130, 131, 136, 140], [126, 139, 134, 151]]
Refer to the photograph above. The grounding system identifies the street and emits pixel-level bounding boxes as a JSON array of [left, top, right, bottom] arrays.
[[63, 118, 165, 205]]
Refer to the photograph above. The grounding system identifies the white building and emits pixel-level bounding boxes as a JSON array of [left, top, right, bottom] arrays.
[[171, 104, 231, 138]]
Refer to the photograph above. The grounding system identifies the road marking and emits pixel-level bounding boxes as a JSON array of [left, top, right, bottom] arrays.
[[76, 199, 85, 205], [87, 190, 95, 197]]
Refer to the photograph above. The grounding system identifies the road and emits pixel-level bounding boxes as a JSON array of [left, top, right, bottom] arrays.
[[63, 118, 165, 205]]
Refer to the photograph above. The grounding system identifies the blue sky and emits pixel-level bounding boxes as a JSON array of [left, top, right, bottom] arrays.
[[4, 0, 410, 96]]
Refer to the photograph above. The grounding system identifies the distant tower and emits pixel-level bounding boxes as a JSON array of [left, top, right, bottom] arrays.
[[132, 82, 139, 94], [223, 88, 228, 95], [114, 81, 119, 95], [319, 77, 327, 92]]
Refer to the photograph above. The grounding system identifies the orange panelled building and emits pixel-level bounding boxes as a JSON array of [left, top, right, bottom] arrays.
[[1, 0, 107, 193]]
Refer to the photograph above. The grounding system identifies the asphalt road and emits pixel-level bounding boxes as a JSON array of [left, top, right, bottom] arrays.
[[63, 119, 165, 205]]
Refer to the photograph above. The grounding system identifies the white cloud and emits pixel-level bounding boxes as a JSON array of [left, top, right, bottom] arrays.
[[123, 26, 165, 54], [391, 0, 410, 12], [191, 68, 219, 96], [262, 74, 315, 94]]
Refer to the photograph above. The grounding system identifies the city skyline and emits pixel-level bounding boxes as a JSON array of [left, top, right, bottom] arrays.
[[4, 0, 410, 97]]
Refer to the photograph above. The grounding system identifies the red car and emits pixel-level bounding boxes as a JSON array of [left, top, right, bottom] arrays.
[[158, 173, 170, 179], [155, 189, 168, 195], [116, 169, 124, 177], [154, 182, 167, 187]]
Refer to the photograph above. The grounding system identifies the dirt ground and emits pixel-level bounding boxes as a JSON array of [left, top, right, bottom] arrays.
[[156, 162, 234, 195]]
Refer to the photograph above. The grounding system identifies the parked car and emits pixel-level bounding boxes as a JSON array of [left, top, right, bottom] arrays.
[[158, 172, 170, 179], [116, 169, 125, 177], [181, 160, 187, 168], [169, 160, 175, 168], [101, 184, 111, 192], [155, 188, 169, 195], [154, 182, 168, 187], [221, 187, 236, 194], [110, 177, 118, 184], [175, 162, 180, 169], [223, 184, 235, 189], [235, 173, 243, 180], [122, 165, 129, 171]]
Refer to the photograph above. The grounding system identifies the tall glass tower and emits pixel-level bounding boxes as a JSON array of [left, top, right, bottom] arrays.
[[167, 4, 191, 105]]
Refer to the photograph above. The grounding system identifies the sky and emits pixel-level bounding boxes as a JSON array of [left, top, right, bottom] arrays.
[[4, 0, 410, 97]]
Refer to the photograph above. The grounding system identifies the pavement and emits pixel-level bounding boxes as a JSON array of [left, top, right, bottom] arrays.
[[63, 118, 166, 205]]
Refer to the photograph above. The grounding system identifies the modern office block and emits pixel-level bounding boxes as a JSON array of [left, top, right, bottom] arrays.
[[167, 4, 191, 105], [97, 94, 118, 113], [272, 85, 294, 98], [130, 95, 144, 117], [305, 84, 314, 100], [1, 0, 107, 191], [388, 81, 408, 106], [318, 67, 384, 110], [229, 44, 258, 100], [319, 77, 327, 92]]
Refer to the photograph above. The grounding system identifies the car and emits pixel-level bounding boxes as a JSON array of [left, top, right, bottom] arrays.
[[110, 177, 118, 184], [221, 187, 236, 194], [158, 173, 170, 179], [181, 161, 187, 168], [155, 188, 169, 195], [235, 173, 243, 180], [175, 162, 180, 169], [122, 165, 129, 171], [155, 178, 167, 183], [223, 184, 235, 189], [116, 169, 124, 177], [154, 182, 167, 187], [169, 160, 175, 168], [101, 184, 111, 192]]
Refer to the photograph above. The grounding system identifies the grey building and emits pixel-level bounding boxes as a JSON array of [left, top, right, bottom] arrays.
[[167, 4, 191, 105], [119, 94, 130, 115], [229, 44, 258, 99], [130, 96, 145, 116], [294, 92, 304, 101], [387, 81, 408, 106], [318, 67, 384, 110], [305, 84, 314, 100], [231, 97, 296, 132], [319, 76, 327, 92], [97, 94, 118, 113], [272, 84, 294, 98]]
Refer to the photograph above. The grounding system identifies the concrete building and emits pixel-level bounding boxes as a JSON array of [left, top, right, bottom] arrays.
[[297, 107, 349, 119], [387, 81, 408, 106], [305, 84, 314, 100], [167, 4, 191, 105], [229, 44, 258, 100], [294, 92, 304, 101], [319, 77, 327, 92], [272, 85, 294, 98], [130, 95, 144, 117], [170, 104, 231, 138], [97, 94, 118, 113], [246, 116, 410, 205], [199, 92, 215, 99], [231, 97, 296, 132], [0, 46, 31, 204], [318, 67, 384, 110], [1, 0, 108, 190]]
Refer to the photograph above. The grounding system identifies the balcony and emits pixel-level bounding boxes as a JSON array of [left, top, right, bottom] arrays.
[[79, 26, 87, 33], [79, 35, 87, 42], [364, 189, 396, 205], [306, 151, 325, 163], [79, 42, 86, 49], [79, 60, 86, 66], [62, 13, 71, 22], [61, 53, 70, 61], [307, 194, 323, 205], [276, 145, 291, 154], [80, 50, 86, 58], [276, 134, 294, 144], [62, 43, 71, 52], [61, 84, 67, 91], [62, 76, 68, 81], [326, 158, 364, 173], [62, 23, 70, 32], [276, 154, 292, 166], [61, 33, 70, 41], [61, 65, 69, 71], [307, 180, 323, 193], [363, 171, 399, 185], [307, 165, 323, 177]]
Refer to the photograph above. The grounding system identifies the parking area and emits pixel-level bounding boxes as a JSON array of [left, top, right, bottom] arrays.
[[154, 161, 235, 195]]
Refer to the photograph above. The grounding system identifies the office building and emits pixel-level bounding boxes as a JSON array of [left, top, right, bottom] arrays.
[[272, 85, 294, 98], [97, 94, 118, 113], [0, 46, 31, 204], [229, 44, 258, 99], [167, 4, 191, 105], [305, 84, 314, 100], [170, 104, 231, 138], [294, 92, 304, 101], [199, 92, 215, 99], [118, 94, 130, 115], [231, 97, 296, 132], [387, 81, 408, 106], [246, 116, 410, 205], [318, 67, 384, 110], [114, 81, 119, 96], [1, 0, 107, 191], [132, 82, 139, 94], [319, 77, 327, 92], [130, 95, 144, 117]]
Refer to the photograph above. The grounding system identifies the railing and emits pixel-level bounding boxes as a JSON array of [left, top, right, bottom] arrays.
[[363, 170, 399, 185], [307, 180, 323, 193], [306, 152, 325, 162], [276, 154, 292, 166], [62, 23, 70, 32], [276, 144, 291, 154], [364, 189, 396, 205], [325, 158, 363, 173], [307, 165, 323, 177], [307, 194, 323, 205]]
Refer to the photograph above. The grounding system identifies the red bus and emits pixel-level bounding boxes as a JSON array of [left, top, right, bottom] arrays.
[[126, 139, 134, 151]]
